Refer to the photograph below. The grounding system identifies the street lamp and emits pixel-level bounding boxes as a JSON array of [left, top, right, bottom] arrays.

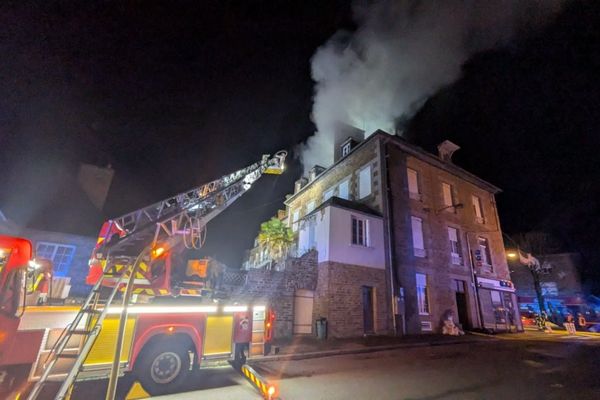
[[506, 251, 518, 259]]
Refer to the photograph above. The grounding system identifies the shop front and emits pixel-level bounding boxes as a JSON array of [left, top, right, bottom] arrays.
[[477, 277, 522, 332]]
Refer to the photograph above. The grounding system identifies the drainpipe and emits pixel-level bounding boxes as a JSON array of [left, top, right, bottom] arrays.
[[380, 140, 401, 335]]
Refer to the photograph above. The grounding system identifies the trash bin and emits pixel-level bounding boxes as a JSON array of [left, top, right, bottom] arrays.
[[316, 318, 327, 340]]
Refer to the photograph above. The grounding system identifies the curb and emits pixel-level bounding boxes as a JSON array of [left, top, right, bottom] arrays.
[[249, 337, 493, 363]]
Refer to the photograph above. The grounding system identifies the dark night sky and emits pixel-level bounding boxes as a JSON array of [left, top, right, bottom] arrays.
[[1, 1, 599, 290]]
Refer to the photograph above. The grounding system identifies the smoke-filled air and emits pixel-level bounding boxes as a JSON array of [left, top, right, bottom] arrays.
[[300, 0, 564, 172]]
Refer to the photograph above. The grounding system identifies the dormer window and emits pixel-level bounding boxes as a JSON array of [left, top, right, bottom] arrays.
[[342, 142, 352, 157]]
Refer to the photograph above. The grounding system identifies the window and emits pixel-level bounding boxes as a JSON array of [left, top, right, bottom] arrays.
[[36, 242, 76, 274], [407, 168, 421, 200], [342, 142, 352, 157], [416, 273, 429, 315], [306, 200, 316, 214], [490, 290, 502, 306], [291, 209, 300, 232], [338, 180, 349, 200], [351, 216, 368, 246], [477, 237, 492, 269], [447, 227, 462, 265], [472, 195, 485, 224], [358, 165, 372, 199], [411, 216, 425, 257], [323, 188, 334, 202], [307, 219, 316, 250], [442, 182, 454, 208]]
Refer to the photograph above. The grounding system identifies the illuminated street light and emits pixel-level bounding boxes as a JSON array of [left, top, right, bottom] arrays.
[[506, 251, 518, 259]]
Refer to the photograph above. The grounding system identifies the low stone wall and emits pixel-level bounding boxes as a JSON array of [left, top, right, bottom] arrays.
[[227, 251, 318, 338]]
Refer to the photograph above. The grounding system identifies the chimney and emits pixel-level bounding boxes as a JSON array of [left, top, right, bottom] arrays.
[[437, 140, 460, 163], [308, 165, 326, 182], [294, 177, 308, 194], [77, 163, 115, 211]]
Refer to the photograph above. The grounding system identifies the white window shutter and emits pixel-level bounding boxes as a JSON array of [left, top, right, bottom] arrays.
[[411, 217, 424, 250], [338, 180, 349, 200], [447, 227, 457, 242], [442, 183, 453, 206], [359, 165, 372, 199], [407, 168, 419, 194], [472, 195, 482, 218]]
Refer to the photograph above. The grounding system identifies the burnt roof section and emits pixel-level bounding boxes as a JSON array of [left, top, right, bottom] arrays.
[[306, 196, 382, 219]]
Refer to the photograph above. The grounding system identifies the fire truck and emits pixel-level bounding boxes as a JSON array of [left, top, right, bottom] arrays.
[[0, 151, 286, 399]]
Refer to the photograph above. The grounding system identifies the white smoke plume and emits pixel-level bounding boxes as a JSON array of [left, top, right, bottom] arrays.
[[300, 0, 564, 171]]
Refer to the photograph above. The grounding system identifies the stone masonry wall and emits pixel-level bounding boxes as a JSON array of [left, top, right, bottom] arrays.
[[314, 261, 390, 338], [228, 251, 318, 338], [385, 139, 510, 333], [285, 138, 383, 230]]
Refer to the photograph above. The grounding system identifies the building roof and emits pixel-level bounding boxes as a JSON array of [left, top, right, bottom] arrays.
[[285, 130, 501, 205], [306, 196, 382, 219]]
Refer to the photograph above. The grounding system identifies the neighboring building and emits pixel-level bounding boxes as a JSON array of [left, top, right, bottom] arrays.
[[243, 209, 289, 270], [277, 130, 519, 337], [0, 222, 96, 297], [510, 252, 584, 316], [0, 163, 113, 297]]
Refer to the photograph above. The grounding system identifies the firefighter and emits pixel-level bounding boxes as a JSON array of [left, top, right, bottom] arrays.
[[577, 313, 587, 331]]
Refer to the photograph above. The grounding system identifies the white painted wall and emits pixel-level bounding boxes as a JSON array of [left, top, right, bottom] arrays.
[[299, 205, 384, 269]]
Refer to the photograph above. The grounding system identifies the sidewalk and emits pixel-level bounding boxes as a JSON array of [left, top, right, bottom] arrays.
[[252, 333, 493, 363]]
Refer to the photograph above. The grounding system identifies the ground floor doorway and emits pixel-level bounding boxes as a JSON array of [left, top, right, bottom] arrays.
[[362, 286, 375, 334]]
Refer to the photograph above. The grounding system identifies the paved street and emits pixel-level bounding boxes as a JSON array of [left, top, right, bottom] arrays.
[[252, 339, 600, 400], [41, 332, 600, 400]]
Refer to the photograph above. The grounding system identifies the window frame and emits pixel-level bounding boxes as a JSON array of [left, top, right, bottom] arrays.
[[447, 227, 463, 265], [441, 182, 454, 209], [35, 242, 76, 274], [323, 187, 335, 202], [358, 164, 372, 199], [351, 215, 369, 247], [306, 200, 316, 214], [407, 168, 421, 200], [291, 209, 300, 232], [342, 142, 352, 157], [472, 195, 485, 224], [338, 179, 350, 200], [416, 273, 430, 315], [411, 216, 426, 257], [477, 236, 493, 269]]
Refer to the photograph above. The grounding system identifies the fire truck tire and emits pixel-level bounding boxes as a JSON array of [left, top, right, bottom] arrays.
[[135, 338, 192, 396]]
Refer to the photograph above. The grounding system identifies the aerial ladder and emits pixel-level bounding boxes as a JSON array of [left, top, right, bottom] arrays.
[[27, 151, 287, 400]]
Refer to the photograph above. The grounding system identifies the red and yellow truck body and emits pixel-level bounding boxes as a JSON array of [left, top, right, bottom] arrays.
[[0, 235, 275, 397]]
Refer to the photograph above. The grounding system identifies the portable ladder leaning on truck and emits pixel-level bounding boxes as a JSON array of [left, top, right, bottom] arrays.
[[25, 150, 287, 400]]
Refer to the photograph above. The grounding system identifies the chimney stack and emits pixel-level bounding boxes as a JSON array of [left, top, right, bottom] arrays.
[[294, 177, 308, 194], [437, 140, 460, 163], [77, 163, 114, 211], [308, 165, 326, 182]]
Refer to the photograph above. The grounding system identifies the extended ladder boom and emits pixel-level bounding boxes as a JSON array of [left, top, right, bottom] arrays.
[[91, 151, 286, 261]]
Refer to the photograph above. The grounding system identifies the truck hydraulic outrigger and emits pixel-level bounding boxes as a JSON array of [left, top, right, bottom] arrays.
[[17, 150, 287, 400]]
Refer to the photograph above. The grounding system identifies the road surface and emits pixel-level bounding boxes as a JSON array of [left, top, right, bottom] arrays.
[[41, 332, 600, 399]]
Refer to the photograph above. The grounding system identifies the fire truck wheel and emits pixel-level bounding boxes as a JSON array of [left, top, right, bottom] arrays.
[[135, 338, 192, 395]]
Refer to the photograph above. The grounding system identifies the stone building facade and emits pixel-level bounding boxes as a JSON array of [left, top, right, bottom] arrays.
[[275, 131, 519, 336], [226, 251, 318, 338]]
